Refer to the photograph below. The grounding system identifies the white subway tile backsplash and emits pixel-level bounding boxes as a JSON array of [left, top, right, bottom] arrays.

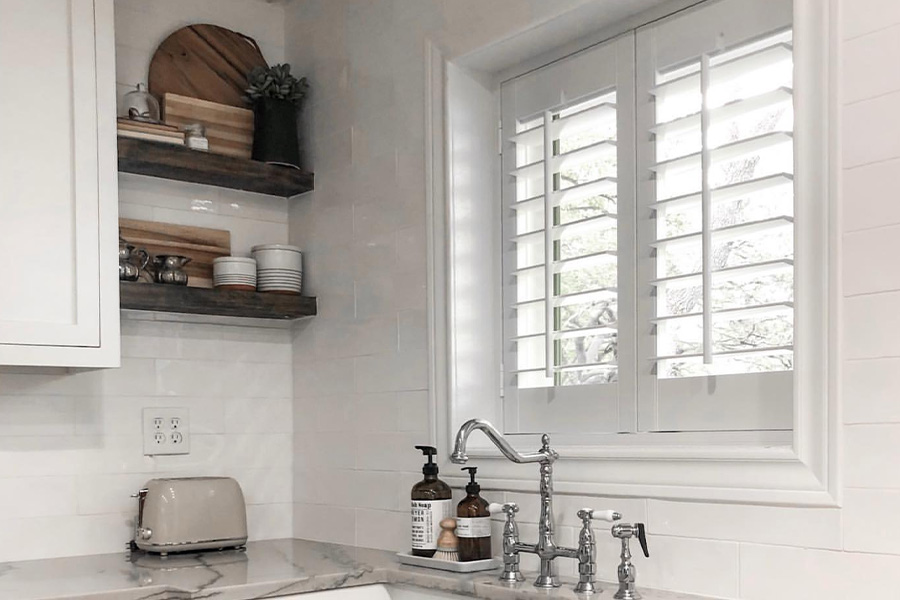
[[843, 292, 900, 359], [293, 504, 356, 546], [247, 503, 293, 541], [356, 316, 399, 356], [843, 358, 900, 424], [740, 543, 900, 600], [225, 398, 293, 434], [312, 394, 356, 433], [0, 439, 84, 478], [843, 90, 900, 168], [842, 157, 900, 233], [396, 391, 430, 433], [843, 488, 900, 554], [649, 500, 841, 550], [844, 424, 900, 488], [397, 310, 427, 353], [842, 24, 900, 104], [0, 397, 76, 436], [843, 225, 900, 296], [75, 473, 149, 515], [354, 392, 402, 433], [0, 477, 76, 519], [232, 469, 293, 506], [840, 0, 900, 40], [294, 357, 356, 398], [354, 471, 404, 512], [354, 349, 428, 394], [354, 432, 423, 472], [313, 317, 361, 359], [355, 508, 408, 551], [0, 514, 130, 563]]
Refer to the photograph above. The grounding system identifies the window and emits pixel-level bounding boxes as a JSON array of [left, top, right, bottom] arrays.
[[500, 0, 796, 435], [434, 0, 836, 504]]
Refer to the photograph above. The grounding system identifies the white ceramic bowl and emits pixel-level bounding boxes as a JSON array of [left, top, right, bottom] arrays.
[[213, 257, 257, 278], [256, 271, 303, 279], [252, 245, 302, 271]]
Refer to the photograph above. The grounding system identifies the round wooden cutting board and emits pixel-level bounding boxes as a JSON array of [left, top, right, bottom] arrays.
[[148, 24, 268, 108]]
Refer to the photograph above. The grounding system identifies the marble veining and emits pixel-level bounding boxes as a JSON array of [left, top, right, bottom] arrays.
[[0, 539, 717, 600]]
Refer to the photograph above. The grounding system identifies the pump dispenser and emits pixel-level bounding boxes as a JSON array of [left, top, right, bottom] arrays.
[[411, 445, 452, 557], [456, 466, 492, 561]]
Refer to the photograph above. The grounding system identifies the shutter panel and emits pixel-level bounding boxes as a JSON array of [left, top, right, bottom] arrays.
[[636, 0, 795, 432], [500, 34, 635, 434]]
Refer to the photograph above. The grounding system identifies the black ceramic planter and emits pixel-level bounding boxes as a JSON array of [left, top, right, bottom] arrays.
[[252, 97, 301, 169]]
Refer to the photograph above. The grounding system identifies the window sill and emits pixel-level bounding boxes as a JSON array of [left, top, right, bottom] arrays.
[[439, 439, 838, 507]]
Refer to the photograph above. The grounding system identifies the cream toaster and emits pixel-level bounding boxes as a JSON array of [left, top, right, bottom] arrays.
[[132, 477, 248, 555]]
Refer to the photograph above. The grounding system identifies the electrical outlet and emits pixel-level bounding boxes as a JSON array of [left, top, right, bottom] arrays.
[[143, 408, 190, 456]]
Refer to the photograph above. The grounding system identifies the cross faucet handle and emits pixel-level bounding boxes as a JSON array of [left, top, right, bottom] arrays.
[[573, 509, 619, 595], [489, 503, 525, 584]]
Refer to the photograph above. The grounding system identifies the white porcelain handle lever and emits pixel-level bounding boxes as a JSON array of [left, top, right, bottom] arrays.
[[581, 508, 621, 522]]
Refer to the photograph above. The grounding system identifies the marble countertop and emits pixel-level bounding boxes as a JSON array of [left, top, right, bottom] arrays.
[[0, 539, 714, 600]]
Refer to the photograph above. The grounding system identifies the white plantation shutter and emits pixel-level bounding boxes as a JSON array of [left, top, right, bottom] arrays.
[[496, 0, 799, 437], [636, 0, 795, 431], [500, 35, 636, 435]]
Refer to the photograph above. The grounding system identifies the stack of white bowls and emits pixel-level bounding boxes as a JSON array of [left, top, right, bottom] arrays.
[[213, 257, 257, 291], [252, 244, 302, 294]]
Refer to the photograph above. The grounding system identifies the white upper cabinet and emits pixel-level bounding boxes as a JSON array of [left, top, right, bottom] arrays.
[[0, 0, 119, 367]]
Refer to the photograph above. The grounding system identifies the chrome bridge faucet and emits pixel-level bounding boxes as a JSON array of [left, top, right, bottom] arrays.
[[450, 418, 621, 591]]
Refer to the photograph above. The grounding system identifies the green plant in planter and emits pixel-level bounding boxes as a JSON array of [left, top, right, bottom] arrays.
[[244, 63, 309, 168], [244, 64, 309, 105]]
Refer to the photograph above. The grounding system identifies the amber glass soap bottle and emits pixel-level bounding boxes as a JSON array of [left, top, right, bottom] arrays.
[[410, 445, 452, 557], [456, 466, 491, 561]]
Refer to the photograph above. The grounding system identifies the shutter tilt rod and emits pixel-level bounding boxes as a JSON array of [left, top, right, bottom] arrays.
[[700, 54, 713, 365], [542, 110, 555, 379]]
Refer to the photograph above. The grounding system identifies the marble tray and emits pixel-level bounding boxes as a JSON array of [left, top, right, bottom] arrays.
[[396, 553, 502, 573]]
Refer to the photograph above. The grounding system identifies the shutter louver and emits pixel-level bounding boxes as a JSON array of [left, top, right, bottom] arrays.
[[649, 28, 795, 379], [508, 90, 620, 389]]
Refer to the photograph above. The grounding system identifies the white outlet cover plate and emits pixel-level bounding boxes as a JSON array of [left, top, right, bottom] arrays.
[[143, 407, 190, 456]]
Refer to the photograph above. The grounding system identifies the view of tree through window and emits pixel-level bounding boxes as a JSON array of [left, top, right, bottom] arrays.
[[504, 25, 795, 392], [652, 29, 795, 378], [509, 92, 620, 388]]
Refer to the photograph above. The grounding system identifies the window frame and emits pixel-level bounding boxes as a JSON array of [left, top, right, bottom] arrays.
[[425, 0, 839, 507]]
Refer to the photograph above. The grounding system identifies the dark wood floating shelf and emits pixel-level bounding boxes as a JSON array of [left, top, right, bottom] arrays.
[[120, 281, 317, 320], [117, 137, 315, 198]]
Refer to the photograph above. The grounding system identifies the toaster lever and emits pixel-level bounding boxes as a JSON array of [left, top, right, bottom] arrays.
[[132, 488, 149, 545]]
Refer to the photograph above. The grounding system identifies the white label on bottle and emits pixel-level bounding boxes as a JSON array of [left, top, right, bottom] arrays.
[[411, 499, 452, 550], [456, 516, 491, 538]]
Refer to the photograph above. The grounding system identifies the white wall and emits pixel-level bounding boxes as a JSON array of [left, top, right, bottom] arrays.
[[0, 0, 294, 562], [284, 0, 614, 553], [286, 1, 900, 598]]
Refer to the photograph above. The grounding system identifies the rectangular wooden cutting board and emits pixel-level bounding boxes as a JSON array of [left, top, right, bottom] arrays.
[[119, 218, 231, 289], [162, 93, 254, 158]]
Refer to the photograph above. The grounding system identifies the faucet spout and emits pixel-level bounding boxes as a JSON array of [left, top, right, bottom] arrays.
[[451, 419, 567, 589], [450, 419, 554, 465]]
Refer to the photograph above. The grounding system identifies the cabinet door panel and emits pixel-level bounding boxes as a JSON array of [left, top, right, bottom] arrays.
[[0, 0, 101, 347]]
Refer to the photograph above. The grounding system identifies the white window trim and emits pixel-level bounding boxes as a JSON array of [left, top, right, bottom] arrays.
[[425, 0, 840, 507]]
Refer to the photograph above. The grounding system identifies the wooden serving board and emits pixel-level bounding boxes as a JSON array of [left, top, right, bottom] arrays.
[[119, 218, 231, 289], [148, 24, 268, 108], [162, 93, 253, 158]]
